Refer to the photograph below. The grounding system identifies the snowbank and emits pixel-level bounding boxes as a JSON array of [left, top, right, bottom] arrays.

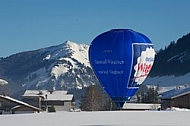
[[166, 107, 190, 111]]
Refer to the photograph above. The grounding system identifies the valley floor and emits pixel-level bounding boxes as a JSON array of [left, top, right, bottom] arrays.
[[0, 110, 190, 126]]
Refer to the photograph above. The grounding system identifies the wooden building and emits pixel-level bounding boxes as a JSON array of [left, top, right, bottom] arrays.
[[0, 95, 40, 114], [22, 90, 75, 112], [160, 86, 190, 110]]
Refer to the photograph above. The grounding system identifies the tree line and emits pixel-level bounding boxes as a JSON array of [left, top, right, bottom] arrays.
[[79, 85, 159, 111]]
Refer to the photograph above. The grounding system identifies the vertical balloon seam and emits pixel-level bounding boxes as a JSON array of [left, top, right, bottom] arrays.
[[123, 31, 133, 98], [107, 32, 116, 98], [113, 32, 120, 98], [105, 32, 115, 99], [126, 31, 134, 100], [130, 43, 136, 99], [122, 31, 127, 99], [126, 32, 133, 88], [114, 31, 122, 100], [118, 32, 124, 98], [108, 46, 115, 99], [123, 31, 128, 99]]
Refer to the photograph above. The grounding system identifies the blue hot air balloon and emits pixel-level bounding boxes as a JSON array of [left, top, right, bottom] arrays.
[[89, 29, 155, 107]]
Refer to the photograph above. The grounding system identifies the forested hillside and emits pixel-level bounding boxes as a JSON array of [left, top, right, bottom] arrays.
[[150, 33, 190, 77]]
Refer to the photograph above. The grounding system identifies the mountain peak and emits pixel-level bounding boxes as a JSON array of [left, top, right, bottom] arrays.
[[31, 41, 93, 90], [0, 41, 97, 97], [40, 41, 90, 67]]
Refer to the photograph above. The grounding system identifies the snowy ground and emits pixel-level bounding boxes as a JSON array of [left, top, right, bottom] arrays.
[[0, 110, 190, 126]]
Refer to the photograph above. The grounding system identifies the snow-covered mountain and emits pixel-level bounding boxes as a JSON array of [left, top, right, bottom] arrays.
[[1, 32, 190, 97], [0, 41, 99, 96], [23, 41, 94, 90]]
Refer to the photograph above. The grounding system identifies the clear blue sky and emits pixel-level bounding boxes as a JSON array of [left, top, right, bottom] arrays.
[[1, 0, 190, 57]]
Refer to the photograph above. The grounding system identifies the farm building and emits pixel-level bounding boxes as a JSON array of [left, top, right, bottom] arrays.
[[22, 90, 75, 112], [160, 85, 190, 110], [122, 103, 161, 111], [0, 95, 40, 114]]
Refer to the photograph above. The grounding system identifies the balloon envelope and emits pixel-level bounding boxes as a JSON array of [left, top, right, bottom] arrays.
[[89, 29, 155, 107]]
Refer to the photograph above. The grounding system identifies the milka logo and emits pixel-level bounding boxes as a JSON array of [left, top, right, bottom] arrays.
[[134, 47, 155, 85]]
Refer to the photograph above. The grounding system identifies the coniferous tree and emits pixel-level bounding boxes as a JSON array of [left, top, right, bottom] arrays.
[[147, 87, 158, 103], [141, 86, 159, 103]]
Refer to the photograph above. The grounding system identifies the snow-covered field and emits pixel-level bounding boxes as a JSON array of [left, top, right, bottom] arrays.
[[1, 110, 190, 126]]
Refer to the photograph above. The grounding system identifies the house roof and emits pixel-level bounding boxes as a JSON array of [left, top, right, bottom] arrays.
[[0, 95, 40, 111], [45, 94, 73, 101], [122, 103, 161, 110], [23, 90, 73, 101], [160, 86, 190, 99]]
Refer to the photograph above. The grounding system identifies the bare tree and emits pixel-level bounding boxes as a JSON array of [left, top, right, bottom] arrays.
[[80, 85, 103, 111]]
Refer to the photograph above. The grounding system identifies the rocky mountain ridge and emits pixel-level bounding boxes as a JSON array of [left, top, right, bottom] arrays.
[[0, 41, 99, 96]]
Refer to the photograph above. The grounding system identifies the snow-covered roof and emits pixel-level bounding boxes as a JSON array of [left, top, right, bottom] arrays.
[[23, 90, 68, 96], [0, 95, 40, 111], [0, 79, 8, 85], [160, 85, 190, 99], [45, 94, 73, 101], [123, 103, 161, 110], [23, 90, 73, 101]]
